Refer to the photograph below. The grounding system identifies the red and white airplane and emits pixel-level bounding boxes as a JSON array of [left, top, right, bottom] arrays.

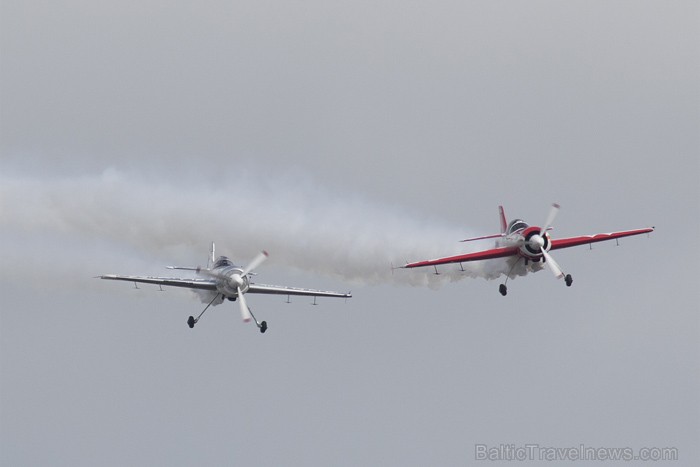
[[402, 204, 654, 296]]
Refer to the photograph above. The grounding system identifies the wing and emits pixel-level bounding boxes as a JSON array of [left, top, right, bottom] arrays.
[[99, 274, 218, 291], [403, 246, 519, 269], [404, 227, 654, 269], [550, 227, 654, 251], [247, 283, 351, 298]]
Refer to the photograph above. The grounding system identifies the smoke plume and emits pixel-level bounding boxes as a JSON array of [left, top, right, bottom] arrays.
[[0, 168, 528, 288]]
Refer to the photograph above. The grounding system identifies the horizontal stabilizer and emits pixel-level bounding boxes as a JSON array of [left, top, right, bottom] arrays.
[[460, 233, 505, 243], [166, 266, 202, 271]]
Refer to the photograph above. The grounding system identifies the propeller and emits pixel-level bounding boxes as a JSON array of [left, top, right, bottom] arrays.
[[196, 250, 268, 322], [235, 251, 268, 322], [541, 248, 565, 279], [242, 250, 268, 275], [541, 203, 560, 236], [526, 203, 565, 279], [237, 286, 252, 322]]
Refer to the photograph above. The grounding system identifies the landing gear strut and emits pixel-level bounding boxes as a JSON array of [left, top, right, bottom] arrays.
[[247, 306, 268, 334], [499, 257, 522, 296], [187, 294, 221, 329]]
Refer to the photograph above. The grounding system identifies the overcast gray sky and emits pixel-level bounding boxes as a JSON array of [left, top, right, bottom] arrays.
[[2, 1, 698, 466]]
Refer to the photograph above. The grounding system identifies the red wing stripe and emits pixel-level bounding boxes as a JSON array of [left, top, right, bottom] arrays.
[[404, 246, 518, 268], [550, 227, 654, 251]]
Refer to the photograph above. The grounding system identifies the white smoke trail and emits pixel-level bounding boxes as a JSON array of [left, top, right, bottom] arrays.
[[0, 167, 529, 288]]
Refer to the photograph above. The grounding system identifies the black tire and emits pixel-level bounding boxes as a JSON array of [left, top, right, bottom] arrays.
[[260, 321, 268, 333], [187, 316, 195, 328], [499, 284, 507, 296], [565, 274, 573, 287]]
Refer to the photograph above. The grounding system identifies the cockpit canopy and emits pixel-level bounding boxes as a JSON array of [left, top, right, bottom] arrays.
[[213, 256, 234, 268], [507, 219, 529, 235]]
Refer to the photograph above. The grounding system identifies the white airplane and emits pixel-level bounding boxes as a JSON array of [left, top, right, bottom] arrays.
[[402, 204, 654, 296], [99, 244, 351, 333]]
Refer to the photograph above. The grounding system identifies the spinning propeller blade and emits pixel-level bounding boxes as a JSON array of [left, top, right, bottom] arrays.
[[541, 203, 560, 236], [541, 248, 565, 279], [242, 251, 268, 276], [237, 287, 252, 322]]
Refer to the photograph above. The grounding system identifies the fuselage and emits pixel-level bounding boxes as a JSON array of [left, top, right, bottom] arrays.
[[206, 256, 250, 296], [497, 219, 552, 260]]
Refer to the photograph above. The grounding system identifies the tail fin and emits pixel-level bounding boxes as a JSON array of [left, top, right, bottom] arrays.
[[208, 242, 215, 268], [499, 205, 507, 234]]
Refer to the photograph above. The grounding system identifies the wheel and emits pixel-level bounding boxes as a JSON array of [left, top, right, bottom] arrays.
[[565, 274, 573, 287], [260, 321, 268, 333], [499, 284, 507, 296], [187, 316, 196, 328]]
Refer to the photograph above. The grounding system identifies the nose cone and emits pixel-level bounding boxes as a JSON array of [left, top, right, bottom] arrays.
[[228, 273, 244, 288], [530, 234, 545, 249]]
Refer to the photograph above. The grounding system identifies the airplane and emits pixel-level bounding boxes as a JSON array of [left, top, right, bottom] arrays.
[[99, 244, 352, 333], [401, 204, 654, 296]]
